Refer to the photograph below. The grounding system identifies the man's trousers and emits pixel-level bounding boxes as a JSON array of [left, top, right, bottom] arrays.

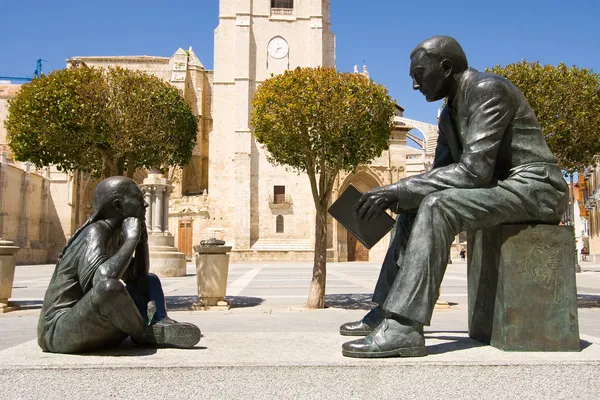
[[372, 164, 568, 325]]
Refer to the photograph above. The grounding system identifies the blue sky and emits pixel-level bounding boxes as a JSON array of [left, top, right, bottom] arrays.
[[1, 0, 598, 126]]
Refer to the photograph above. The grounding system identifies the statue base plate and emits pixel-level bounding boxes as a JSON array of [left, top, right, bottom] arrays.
[[192, 299, 231, 311], [434, 300, 451, 309], [0, 301, 21, 313]]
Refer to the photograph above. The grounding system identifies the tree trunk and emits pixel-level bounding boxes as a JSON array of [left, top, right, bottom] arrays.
[[125, 154, 136, 179], [116, 157, 125, 176], [307, 204, 328, 308], [101, 160, 111, 179], [97, 146, 118, 178], [74, 170, 81, 229]]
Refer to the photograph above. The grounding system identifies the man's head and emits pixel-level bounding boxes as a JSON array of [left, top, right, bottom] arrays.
[[93, 176, 147, 221], [409, 36, 468, 102]]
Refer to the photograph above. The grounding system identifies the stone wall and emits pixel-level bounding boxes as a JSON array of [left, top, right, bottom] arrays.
[[0, 83, 74, 265], [0, 158, 69, 264], [168, 193, 211, 261], [0, 85, 21, 158]]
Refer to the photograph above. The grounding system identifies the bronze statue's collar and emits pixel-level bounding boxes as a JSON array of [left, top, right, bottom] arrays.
[[450, 67, 478, 110]]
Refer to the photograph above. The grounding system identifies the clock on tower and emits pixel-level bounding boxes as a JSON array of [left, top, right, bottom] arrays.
[[267, 36, 289, 59]]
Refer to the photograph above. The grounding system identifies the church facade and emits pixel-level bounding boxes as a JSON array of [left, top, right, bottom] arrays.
[[1, 0, 438, 264]]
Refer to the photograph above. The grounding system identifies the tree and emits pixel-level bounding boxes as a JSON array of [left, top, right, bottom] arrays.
[[5, 66, 197, 178], [251, 67, 396, 308], [487, 61, 600, 173]]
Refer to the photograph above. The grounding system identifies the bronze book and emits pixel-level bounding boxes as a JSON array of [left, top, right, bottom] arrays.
[[328, 184, 395, 249]]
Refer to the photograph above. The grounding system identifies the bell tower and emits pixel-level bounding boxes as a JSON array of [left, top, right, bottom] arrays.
[[209, 0, 335, 249]]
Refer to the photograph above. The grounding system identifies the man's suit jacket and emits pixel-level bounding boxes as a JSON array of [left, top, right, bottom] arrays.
[[393, 67, 563, 213]]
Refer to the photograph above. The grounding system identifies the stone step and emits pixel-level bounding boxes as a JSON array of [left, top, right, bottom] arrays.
[[1, 333, 598, 398], [250, 239, 313, 251], [1, 363, 598, 399]]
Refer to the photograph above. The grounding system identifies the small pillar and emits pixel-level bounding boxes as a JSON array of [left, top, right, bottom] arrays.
[[153, 187, 164, 234], [162, 187, 171, 235], [0, 238, 21, 313], [139, 173, 187, 277], [192, 238, 232, 311], [143, 188, 153, 231]]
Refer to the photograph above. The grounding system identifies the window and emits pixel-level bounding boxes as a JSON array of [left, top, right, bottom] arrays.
[[271, 0, 293, 8], [276, 215, 284, 233], [274, 185, 285, 204]]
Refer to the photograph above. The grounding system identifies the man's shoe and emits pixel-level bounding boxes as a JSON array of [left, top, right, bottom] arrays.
[[339, 306, 386, 336], [342, 316, 426, 358], [152, 317, 201, 348], [134, 317, 201, 348]]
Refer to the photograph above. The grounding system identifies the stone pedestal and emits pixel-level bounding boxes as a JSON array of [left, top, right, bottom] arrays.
[[146, 234, 187, 277], [467, 224, 580, 351], [0, 239, 20, 313], [140, 173, 186, 277], [192, 241, 232, 310]]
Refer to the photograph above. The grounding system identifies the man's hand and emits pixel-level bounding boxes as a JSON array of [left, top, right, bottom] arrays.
[[140, 223, 149, 244], [122, 217, 143, 243], [354, 184, 399, 222]]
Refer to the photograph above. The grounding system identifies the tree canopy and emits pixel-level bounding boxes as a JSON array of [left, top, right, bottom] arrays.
[[487, 61, 600, 172], [251, 66, 396, 308], [5, 66, 198, 178]]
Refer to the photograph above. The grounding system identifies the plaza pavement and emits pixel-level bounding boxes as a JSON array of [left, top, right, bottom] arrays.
[[1, 260, 599, 399]]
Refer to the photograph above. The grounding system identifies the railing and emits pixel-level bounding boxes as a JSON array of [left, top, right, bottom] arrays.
[[269, 194, 293, 206], [271, 7, 294, 16]]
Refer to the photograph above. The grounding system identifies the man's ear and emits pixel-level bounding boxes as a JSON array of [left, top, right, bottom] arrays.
[[441, 59, 453, 78], [113, 199, 124, 215]]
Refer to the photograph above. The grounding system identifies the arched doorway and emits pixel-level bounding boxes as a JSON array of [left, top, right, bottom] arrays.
[[347, 230, 369, 261], [336, 169, 382, 262]]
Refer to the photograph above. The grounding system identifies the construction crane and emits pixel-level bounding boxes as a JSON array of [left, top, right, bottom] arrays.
[[0, 59, 46, 83], [34, 59, 48, 78]]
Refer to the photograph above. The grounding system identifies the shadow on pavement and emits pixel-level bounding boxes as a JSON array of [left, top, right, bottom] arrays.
[[580, 340, 593, 350], [425, 331, 593, 353], [577, 294, 600, 308], [10, 300, 43, 310], [166, 295, 265, 311], [424, 331, 487, 354], [325, 293, 376, 310], [225, 296, 265, 308], [69, 338, 207, 357], [75, 344, 159, 357]]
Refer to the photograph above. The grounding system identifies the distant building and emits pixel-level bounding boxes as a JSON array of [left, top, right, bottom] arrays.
[[1, 83, 73, 264], [580, 167, 600, 260], [0, 77, 32, 85]]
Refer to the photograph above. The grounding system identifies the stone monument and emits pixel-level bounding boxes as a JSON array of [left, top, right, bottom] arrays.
[[339, 35, 575, 358], [0, 238, 20, 313], [37, 176, 201, 353], [468, 224, 580, 351], [192, 238, 232, 310], [139, 172, 187, 277]]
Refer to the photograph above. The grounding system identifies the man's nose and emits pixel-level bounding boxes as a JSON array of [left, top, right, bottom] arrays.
[[144, 200, 149, 208], [412, 77, 420, 90]]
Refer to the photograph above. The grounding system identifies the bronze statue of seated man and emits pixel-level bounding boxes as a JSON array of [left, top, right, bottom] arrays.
[[38, 176, 201, 353], [339, 36, 568, 358]]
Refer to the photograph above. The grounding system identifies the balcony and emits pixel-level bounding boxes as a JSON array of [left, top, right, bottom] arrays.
[[271, 7, 294, 16], [269, 193, 293, 208]]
